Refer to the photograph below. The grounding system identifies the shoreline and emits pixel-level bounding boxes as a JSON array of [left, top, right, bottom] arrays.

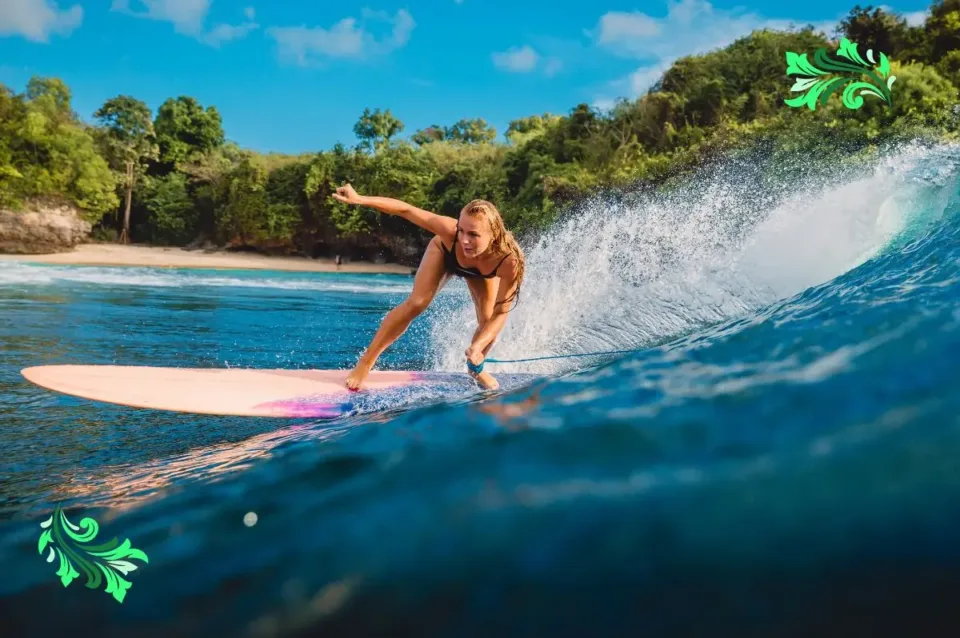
[[0, 243, 417, 274]]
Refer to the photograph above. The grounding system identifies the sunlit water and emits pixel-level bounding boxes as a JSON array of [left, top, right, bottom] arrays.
[[2, 141, 960, 637]]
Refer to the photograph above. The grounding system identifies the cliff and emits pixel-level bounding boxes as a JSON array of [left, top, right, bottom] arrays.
[[0, 201, 92, 254]]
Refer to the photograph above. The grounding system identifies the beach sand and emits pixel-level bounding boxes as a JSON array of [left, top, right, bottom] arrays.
[[0, 243, 416, 274]]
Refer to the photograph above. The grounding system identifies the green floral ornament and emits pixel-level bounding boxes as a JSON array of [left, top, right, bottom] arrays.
[[38, 504, 149, 603], [785, 37, 896, 111]]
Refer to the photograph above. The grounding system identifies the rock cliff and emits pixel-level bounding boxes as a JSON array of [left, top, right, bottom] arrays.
[[0, 202, 92, 254]]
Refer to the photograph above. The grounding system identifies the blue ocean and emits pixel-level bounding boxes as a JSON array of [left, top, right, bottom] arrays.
[[2, 141, 959, 637]]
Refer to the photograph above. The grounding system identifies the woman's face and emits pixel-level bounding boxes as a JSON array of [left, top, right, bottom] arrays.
[[457, 213, 492, 257]]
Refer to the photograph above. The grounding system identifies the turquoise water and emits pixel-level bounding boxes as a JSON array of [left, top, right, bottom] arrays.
[[2, 142, 960, 636]]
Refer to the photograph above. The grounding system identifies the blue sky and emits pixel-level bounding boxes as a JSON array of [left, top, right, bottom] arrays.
[[0, 0, 933, 154]]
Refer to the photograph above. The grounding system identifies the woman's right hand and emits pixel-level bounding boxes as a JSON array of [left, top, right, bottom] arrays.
[[332, 183, 363, 205]]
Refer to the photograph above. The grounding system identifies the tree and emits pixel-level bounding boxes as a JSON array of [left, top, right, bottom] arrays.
[[353, 107, 403, 153], [937, 50, 960, 88], [411, 125, 445, 145], [24, 77, 75, 124], [0, 85, 25, 207], [836, 5, 911, 57], [2, 77, 117, 219], [927, 0, 960, 62], [444, 118, 497, 143], [153, 96, 224, 171], [214, 153, 267, 245], [94, 96, 159, 243], [139, 172, 196, 244]]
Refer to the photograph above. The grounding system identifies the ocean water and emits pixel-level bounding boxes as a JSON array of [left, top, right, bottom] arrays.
[[2, 141, 960, 637]]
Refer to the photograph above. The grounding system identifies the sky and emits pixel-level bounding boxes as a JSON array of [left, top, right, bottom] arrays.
[[0, 0, 934, 155]]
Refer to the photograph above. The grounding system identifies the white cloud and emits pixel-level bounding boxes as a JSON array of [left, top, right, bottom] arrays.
[[903, 10, 927, 26], [877, 5, 928, 27], [269, 19, 364, 60], [627, 60, 674, 95], [543, 57, 563, 77], [596, 11, 660, 43], [0, 0, 83, 43], [591, 0, 836, 102], [492, 45, 539, 72], [111, 0, 208, 34], [110, 0, 258, 46], [361, 7, 414, 47], [491, 44, 563, 77], [203, 20, 258, 47], [592, 97, 617, 112], [591, 0, 825, 62], [266, 9, 414, 65]]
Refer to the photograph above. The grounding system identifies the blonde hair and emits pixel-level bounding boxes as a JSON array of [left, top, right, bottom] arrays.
[[460, 199, 525, 309]]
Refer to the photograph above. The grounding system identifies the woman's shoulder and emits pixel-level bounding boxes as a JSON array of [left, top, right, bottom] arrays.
[[434, 217, 458, 244], [495, 251, 521, 275], [431, 222, 457, 248], [431, 227, 457, 251]]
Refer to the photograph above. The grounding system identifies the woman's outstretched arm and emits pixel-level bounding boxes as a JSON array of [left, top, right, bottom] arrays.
[[332, 183, 455, 237]]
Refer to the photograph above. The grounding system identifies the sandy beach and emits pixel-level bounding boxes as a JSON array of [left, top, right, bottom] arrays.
[[0, 243, 416, 274]]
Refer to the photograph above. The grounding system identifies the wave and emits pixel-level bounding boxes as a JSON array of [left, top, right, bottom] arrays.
[[0, 263, 413, 295], [426, 141, 960, 376]]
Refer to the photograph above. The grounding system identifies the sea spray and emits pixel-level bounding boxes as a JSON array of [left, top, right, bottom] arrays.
[[426, 141, 956, 375]]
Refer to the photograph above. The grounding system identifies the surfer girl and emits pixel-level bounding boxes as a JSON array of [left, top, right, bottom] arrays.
[[331, 183, 525, 392]]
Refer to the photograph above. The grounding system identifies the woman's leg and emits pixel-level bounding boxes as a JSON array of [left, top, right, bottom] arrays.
[[346, 237, 449, 390]]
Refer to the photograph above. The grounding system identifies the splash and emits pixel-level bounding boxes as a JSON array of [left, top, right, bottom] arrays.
[[426, 141, 956, 376]]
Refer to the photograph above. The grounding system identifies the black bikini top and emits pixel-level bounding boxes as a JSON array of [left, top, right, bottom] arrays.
[[441, 229, 511, 278]]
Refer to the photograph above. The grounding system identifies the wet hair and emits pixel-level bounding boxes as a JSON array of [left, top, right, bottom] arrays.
[[460, 199, 525, 309]]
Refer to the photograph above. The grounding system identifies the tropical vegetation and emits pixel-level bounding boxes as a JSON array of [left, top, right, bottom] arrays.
[[1, 2, 958, 263]]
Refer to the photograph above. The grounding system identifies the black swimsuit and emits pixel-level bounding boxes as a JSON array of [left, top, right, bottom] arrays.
[[441, 229, 511, 279]]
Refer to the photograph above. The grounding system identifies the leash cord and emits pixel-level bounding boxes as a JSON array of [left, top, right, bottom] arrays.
[[467, 347, 642, 374], [486, 347, 643, 364]]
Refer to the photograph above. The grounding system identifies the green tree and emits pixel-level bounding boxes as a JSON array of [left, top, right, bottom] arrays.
[[505, 114, 560, 144], [153, 96, 224, 171], [936, 50, 960, 88], [24, 77, 75, 124], [836, 5, 911, 58], [139, 172, 196, 244], [926, 0, 960, 62], [94, 96, 159, 242], [211, 152, 300, 247], [0, 85, 26, 207], [214, 153, 267, 245], [172, 144, 239, 239], [1, 77, 117, 220], [411, 125, 445, 145], [353, 107, 403, 153], [444, 118, 497, 143]]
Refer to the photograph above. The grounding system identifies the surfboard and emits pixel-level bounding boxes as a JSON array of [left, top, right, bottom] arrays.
[[19, 364, 491, 418]]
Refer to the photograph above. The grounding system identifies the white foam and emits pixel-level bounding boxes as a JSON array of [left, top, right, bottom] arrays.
[[0, 263, 412, 295]]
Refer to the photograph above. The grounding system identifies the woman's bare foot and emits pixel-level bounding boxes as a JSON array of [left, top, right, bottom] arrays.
[[345, 360, 374, 391], [474, 370, 499, 391]]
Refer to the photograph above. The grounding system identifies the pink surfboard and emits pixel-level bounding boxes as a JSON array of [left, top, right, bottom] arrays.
[[20, 364, 469, 418]]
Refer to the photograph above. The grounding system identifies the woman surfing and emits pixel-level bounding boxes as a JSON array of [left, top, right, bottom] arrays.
[[331, 184, 525, 391]]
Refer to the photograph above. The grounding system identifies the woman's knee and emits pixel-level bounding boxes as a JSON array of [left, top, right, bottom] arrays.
[[405, 293, 434, 314]]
